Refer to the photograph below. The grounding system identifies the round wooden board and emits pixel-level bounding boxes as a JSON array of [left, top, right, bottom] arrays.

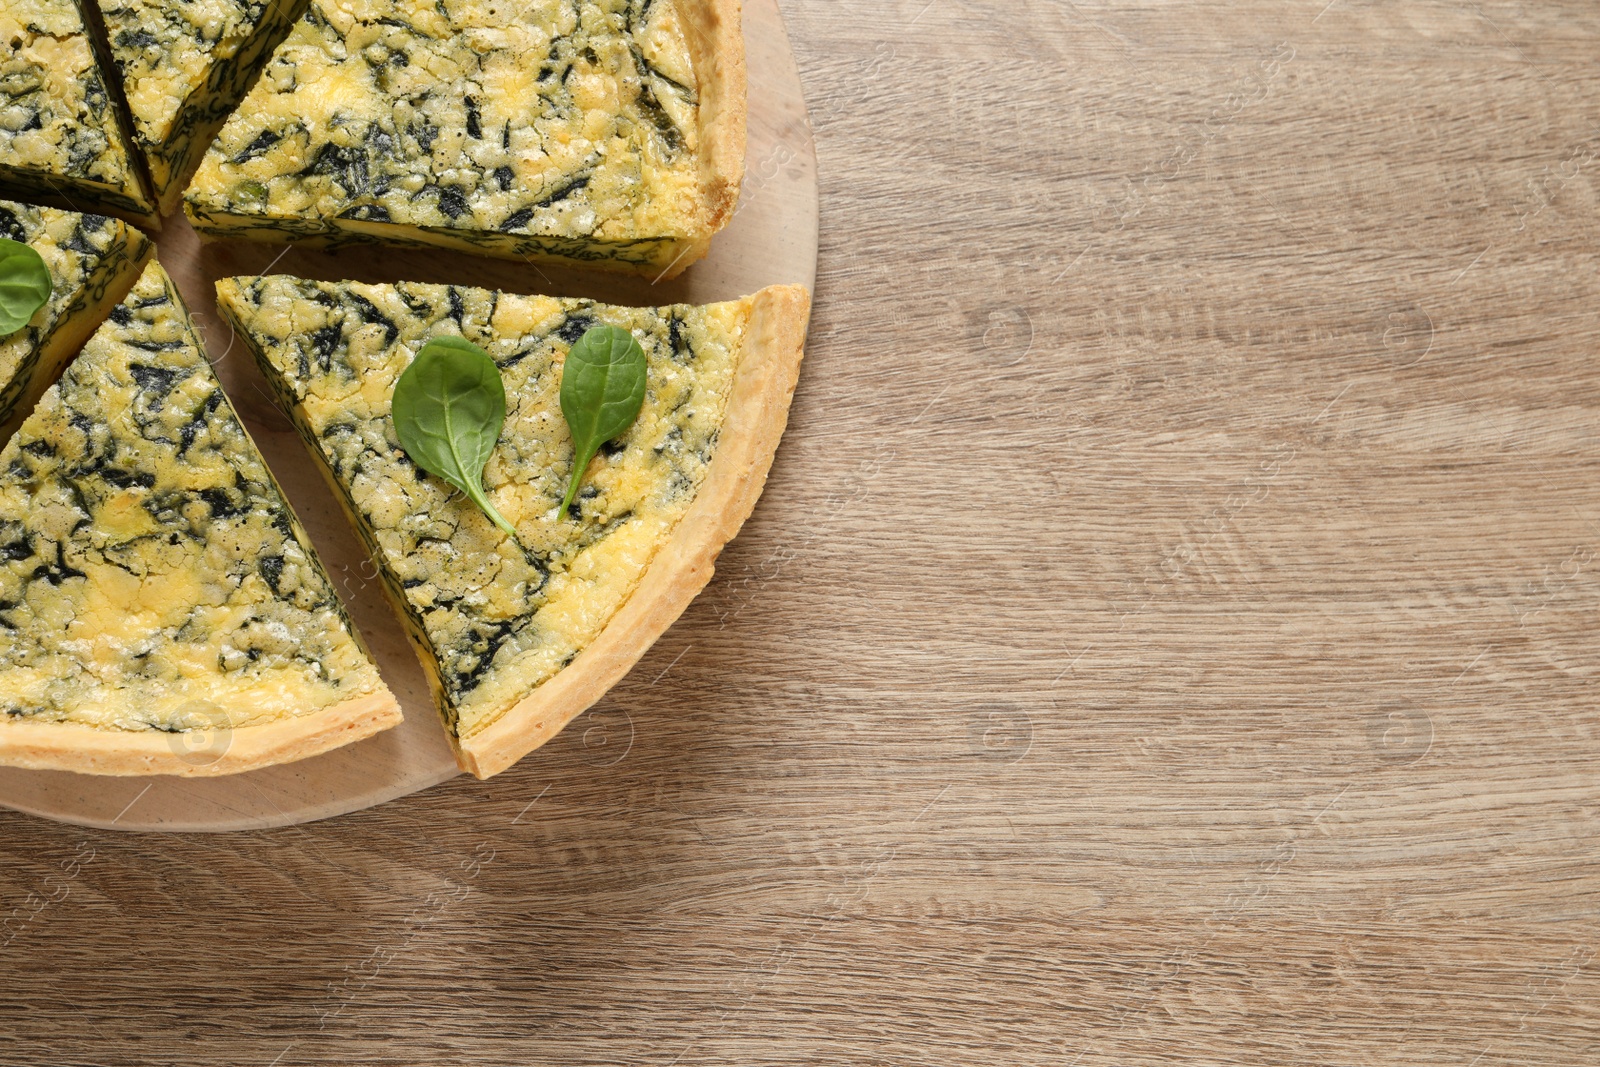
[[0, 0, 817, 833]]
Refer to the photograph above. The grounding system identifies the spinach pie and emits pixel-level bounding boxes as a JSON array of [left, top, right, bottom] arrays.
[[217, 272, 806, 777], [186, 0, 746, 277]]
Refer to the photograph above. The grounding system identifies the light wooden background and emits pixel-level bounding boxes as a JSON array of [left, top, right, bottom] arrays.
[[4, 1, 1600, 1062]]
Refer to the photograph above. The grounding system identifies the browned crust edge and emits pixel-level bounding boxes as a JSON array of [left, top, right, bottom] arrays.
[[656, 0, 747, 280], [691, 0, 748, 241], [456, 282, 810, 779], [0, 690, 402, 777]]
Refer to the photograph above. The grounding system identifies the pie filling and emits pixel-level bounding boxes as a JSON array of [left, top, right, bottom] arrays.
[[0, 199, 152, 443]]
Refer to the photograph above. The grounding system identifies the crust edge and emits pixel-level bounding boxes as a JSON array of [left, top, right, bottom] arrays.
[[0, 690, 402, 777], [656, 0, 747, 280], [696, 0, 747, 233], [456, 282, 810, 779]]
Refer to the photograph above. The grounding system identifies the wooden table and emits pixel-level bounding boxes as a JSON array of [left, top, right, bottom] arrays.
[[4, 1, 1599, 1062]]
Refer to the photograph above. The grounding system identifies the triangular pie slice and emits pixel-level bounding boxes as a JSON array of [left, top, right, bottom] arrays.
[[92, 0, 309, 216], [0, 261, 401, 776], [0, 199, 153, 443], [0, 0, 158, 228], [186, 0, 744, 278], [217, 274, 807, 778]]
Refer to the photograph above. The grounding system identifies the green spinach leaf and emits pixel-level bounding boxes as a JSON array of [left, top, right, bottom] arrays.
[[0, 238, 51, 337], [560, 324, 647, 514], [392, 335, 516, 537]]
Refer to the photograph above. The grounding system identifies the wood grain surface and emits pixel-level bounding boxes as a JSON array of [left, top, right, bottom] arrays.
[[4, 1, 1600, 1063]]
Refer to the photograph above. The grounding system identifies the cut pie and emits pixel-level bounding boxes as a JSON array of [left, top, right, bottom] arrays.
[[0, 260, 401, 776], [93, 0, 311, 216], [186, 0, 745, 278], [216, 274, 807, 777], [0, 198, 153, 443], [0, 0, 158, 228]]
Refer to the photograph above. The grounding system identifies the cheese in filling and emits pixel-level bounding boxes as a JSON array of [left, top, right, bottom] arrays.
[[186, 0, 722, 273], [94, 0, 310, 215], [0, 0, 157, 225], [216, 274, 749, 740], [0, 198, 152, 443], [0, 261, 388, 732]]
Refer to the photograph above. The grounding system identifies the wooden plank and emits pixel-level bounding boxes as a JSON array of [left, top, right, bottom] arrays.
[[1, 0, 1597, 1062]]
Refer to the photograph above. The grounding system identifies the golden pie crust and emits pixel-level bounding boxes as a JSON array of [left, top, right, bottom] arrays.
[[457, 283, 808, 778], [0, 691, 401, 777]]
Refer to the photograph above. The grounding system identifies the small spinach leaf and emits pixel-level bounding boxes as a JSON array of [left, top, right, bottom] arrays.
[[0, 238, 51, 337], [560, 324, 647, 514], [392, 335, 516, 536]]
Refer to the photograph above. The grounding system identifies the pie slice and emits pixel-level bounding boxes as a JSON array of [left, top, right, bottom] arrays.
[[0, 0, 158, 228], [216, 274, 807, 778], [93, 0, 309, 216], [0, 199, 153, 443], [186, 0, 745, 278], [0, 260, 401, 776]]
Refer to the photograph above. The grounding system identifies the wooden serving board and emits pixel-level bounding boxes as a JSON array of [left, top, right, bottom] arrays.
[[0, 0, 817, 832]]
